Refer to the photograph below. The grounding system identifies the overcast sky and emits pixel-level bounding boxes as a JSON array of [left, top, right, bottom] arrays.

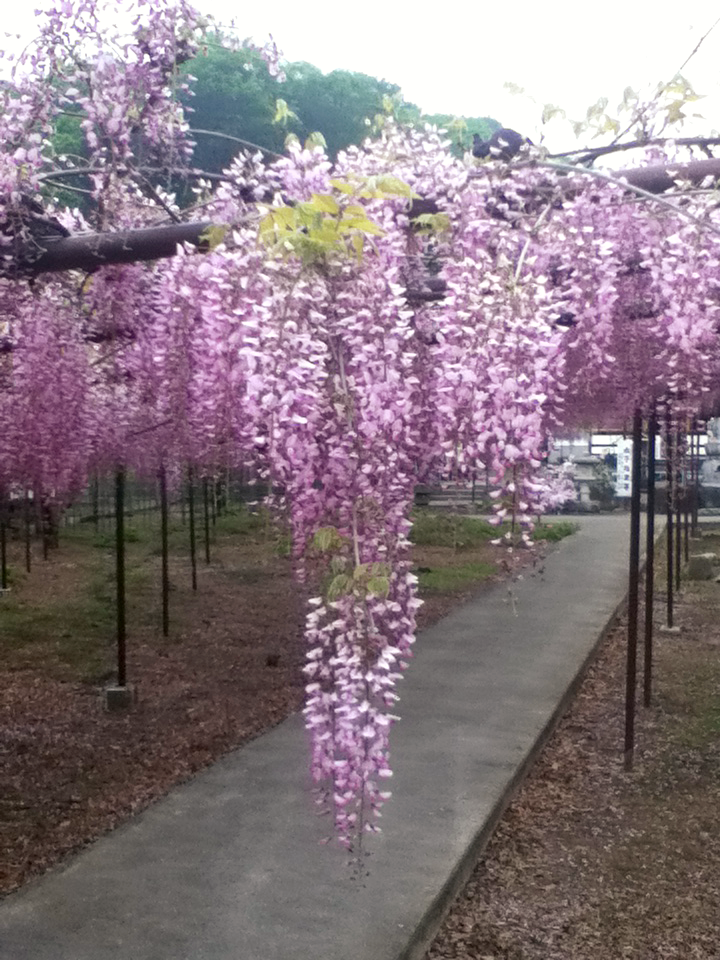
[[4, 1, 720, 151]]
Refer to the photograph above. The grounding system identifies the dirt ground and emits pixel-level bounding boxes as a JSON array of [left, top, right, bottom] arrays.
[[0, 508, 529, 897], [426, 531, 720, 960]]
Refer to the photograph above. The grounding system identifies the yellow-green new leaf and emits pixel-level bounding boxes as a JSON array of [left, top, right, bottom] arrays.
[[375, 175, 417, 198], [274, 98, 298, 125], [351, 233, 364, 260], [329, 178, 356, 195], [310, 193, 340, 215], [412, 212, 451, 234], [305, 131, 327, 149], [341, 216, 385, 236], [200, 224, 228, 250], [330, 555, 347, 574]]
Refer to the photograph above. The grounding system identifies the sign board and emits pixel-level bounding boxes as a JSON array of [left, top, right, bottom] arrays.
[[615, 438, 633, 498]]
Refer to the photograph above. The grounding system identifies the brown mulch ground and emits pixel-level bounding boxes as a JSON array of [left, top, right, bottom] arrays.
[[0, 512, 534, 897], [0, 529, 310, 896], [426, 534, 720, 960]]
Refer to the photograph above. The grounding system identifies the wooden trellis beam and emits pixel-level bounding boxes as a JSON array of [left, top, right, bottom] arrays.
[[9, 220, 215, 276], [5, 156, 720, 279]]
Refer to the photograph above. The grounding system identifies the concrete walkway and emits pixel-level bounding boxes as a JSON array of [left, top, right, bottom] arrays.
[[0, 515, 635, 960]]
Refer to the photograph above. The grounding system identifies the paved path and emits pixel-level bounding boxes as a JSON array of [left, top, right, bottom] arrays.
[[0, 515, 635, 960]]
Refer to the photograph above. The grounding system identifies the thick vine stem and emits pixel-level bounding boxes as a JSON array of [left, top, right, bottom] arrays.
[[528, 159, 720, 237], [514, 202, 553, 284]]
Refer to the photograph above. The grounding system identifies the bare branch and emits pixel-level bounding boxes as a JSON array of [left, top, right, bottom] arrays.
[[37, 165, 232, 184], [189, 129, 284, 161], [42, 179, 95, 196], [548, 136, 720, 165]]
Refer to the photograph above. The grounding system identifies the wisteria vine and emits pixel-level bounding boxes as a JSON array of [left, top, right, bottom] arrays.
[[3, 0, 720, 854]]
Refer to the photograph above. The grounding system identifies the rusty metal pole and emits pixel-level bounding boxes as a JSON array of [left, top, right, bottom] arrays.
[[625, 408, 643, 771], [691, 425, 700, 536], [665, 408, 675, 629], [644, 411, 657, 707], [675, 426, 682, 593], [158, 464, 169, 638], [0, 506, 7, 591], [682, 424, 690, 563], [188, 465, 197, 592], [115, 467, 127, 688]]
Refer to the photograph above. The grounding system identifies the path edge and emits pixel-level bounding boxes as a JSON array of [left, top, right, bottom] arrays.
[[397, 587, 630, 960]]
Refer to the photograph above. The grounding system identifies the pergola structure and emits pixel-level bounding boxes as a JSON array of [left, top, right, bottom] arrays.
[[2, 143, 719, 764]]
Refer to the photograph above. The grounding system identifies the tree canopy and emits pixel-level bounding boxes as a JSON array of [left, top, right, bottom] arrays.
[[181, 38, 502, 167]]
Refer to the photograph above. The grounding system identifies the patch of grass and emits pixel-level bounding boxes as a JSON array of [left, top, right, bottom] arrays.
[[663, 666, 720, 750], [411, 513, 577, 549], [64, 525, 147, 549], [418, 560, 496, 593], [0, 589, 114, 678], [275, 534, 292, 558], [0, 563, 20, 588], [410, 512, 496, 549], [533, 520, 578, 542], [0, 546, 157, 680], [213, 507, 267, 538]]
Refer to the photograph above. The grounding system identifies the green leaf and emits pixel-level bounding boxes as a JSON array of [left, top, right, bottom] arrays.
[[351, 233, 364, 260], [310, 193, 340, 215], [327, 573, 352, 601], [541, 103, 565, 125], [313, 526, 343, 552], [258, 213, 280, 244], [341, 216, 385, 236], [341, 204, 368, 218], [330, 555, 347, 574], [411, 212, 451, 234], [353, 563, 369, 581], [367, 576, 390, 599]]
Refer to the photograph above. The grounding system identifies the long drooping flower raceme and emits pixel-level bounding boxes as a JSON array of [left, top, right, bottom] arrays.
[[0, 280, 91, 509]]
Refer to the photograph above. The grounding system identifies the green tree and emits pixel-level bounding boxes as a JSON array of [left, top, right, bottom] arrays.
[[182, 40, 500, 166], [182, 41, 288, 170], [282, 63, 405, 157], [420, 113, 500, 156]]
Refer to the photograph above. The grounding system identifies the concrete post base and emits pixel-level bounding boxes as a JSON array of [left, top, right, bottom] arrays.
[[104, 685, 137, 710]]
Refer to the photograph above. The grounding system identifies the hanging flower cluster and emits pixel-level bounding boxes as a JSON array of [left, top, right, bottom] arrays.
[[0, 280, 90, 507]]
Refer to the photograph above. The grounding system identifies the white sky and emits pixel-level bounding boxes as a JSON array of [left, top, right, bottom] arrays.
[[4, 1, 720, 151]]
